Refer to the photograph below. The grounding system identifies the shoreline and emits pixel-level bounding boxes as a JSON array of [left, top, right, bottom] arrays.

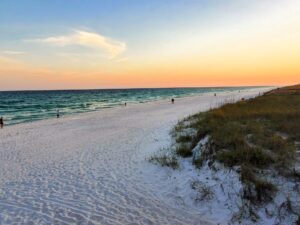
[[0, 87, 273, 224], [1, 87, 272, 129]]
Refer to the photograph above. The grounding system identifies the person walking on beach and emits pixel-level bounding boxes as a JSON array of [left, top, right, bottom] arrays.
[[56, 110, 60, 118], [0, 117, 3, 128], [171, 98, 175, 104]]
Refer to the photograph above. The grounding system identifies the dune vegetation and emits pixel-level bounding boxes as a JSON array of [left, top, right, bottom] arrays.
[[174, 85, 300, 202], [150, 85, 300, 223]]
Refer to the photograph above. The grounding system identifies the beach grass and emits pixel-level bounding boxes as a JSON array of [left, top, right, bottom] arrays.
[[148, 150, 179, 170], [176, 144, 193, 157], [173, 84, 300, 203]]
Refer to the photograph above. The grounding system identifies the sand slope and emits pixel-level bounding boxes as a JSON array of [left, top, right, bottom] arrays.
[[0, 88, 271, 224]]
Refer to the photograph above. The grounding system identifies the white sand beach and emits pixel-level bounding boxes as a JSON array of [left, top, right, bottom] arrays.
[[0, 87, 272, 225]]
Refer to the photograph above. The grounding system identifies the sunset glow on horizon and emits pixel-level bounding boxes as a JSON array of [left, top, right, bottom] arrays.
[[0, 0, 299, 90]]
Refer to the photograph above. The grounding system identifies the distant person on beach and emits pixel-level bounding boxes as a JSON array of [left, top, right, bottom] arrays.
[[56, 110, 60, 118], [171, 98, 175, 104], [214, 93, 217, 97], [0, 117, 3, 128], [125, 102, 127, 106]]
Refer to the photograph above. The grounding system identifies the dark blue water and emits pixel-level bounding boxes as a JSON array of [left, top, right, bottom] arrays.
[[0, 87, 261, 125]]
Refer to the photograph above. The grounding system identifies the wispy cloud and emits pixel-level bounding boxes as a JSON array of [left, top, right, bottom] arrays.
[[2, 50, 25, 55], [29, 30, 127, 59]]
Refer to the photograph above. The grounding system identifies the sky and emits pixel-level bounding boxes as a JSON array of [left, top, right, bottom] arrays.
[[0, 0, 299, 90]]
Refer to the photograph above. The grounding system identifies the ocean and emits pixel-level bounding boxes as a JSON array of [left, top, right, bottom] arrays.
[[0, 87, 262, 125]]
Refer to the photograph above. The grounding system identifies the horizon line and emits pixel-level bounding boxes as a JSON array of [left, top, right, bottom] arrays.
[[0, 85, 275, 92]]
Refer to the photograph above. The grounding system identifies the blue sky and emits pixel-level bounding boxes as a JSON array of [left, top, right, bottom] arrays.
[[0, 0, 258, 60], [0, 0, 250, 42]]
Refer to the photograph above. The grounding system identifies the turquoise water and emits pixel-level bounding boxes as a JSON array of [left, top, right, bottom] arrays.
[[0, 87, 261, 125]]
